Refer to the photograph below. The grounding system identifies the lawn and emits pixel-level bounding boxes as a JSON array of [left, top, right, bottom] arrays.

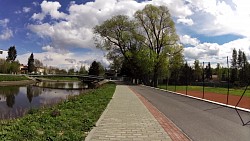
[[158, 85, 250, 97], [0, 75, 30, 81], [0, 82, 116, 140]]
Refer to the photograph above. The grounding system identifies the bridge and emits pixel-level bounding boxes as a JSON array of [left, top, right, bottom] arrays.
[[28, 74, 104, 84]]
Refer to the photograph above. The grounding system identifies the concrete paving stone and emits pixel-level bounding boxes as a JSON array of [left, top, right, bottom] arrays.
[[85, 85, 171, 141]]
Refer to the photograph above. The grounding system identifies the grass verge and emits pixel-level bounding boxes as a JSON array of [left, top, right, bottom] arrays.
[[158, 85, 250, 97], [0, 82, 116, 141], [0, 75, 30, 81]]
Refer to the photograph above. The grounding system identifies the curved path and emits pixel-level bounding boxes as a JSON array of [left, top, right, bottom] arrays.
[[129, 85, 250, 141]]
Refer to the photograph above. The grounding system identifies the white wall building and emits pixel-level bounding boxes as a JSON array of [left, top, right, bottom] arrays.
[[0, 49, 7, 59]]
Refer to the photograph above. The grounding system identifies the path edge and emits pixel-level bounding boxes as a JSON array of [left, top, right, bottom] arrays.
[[129, 86, 192, 141]]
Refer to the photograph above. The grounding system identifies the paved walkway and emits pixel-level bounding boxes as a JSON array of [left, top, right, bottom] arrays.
[[85, 85, 172, 141]]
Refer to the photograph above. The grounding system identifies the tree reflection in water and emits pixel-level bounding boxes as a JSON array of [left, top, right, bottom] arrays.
[[0, 86, 19, 108], [26, 85, 42, 103]]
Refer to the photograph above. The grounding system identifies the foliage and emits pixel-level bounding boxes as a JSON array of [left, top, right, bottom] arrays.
[[205, 62, 212, 80], [0, 82, 116, 140], [88, 61, 102, 76], [28, 53, 35, 73], [193, 60, 202, 81], [79, 66, 88, 74], [0, 75, 29, 81], [0, 59, 20, 74], [34, 59, 43, 68], [67, 68, 75, 75], [94, 4, 183, 86], [6, 46, 17, 62]]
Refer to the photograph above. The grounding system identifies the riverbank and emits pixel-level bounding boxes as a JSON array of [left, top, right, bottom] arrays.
[[0, 82, 116, 140], [0, 80, 36, 86], [0, 74, 35, 86]]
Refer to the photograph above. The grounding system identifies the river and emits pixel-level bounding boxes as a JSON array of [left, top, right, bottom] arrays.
[[0, 81, 87, 119]]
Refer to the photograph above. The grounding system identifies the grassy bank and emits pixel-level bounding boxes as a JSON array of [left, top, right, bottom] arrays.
[[158, 85, 250, 97], [0, 75, 30, 81], [0, 82, 116, 140]]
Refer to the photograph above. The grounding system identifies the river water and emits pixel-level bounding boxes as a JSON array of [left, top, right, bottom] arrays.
[[0, 81, 87, 119]]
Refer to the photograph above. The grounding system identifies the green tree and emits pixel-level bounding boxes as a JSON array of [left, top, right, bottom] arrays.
[[239, 52, 249, 85], [94, 15, 147, 82], [6, 46, 17, 62], [193, 60, 202, 81], [134, 4, 181, 86], [215, 63, 222, 81], [231, 48, 237, 83], [68, 68, 75, 75], [88, 61, 100, 76], [205, 62, 212, 80], [79, 66, 88, 74], [94, 5, 182, 86], [28, 53, 35, 73]]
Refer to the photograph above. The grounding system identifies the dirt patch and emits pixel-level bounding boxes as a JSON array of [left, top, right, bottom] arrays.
[[0, 80, 36, 86], [177, 90, 250, 109]]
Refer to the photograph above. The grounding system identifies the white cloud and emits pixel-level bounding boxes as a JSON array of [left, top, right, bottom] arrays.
[[0, 19, 9, 27], [187, 0, 250, 37], [0, 19, 13, 40], [17, 50, 109, 70], [23, 7, 31, 13], [177, 18, 194, 26], [0, 28, 13, 40], [32, 0, 67, 21], [184, 37, 250, 66], [27, 0, 250, 69], [180, 35, 199, 46], [29, 0, 195, 51]]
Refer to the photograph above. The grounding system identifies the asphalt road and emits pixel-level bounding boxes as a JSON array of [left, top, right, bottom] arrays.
[[129, 85, 250, 141]]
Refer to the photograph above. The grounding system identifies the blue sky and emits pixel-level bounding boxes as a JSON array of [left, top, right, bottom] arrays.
[[0, 0, 250, 69]]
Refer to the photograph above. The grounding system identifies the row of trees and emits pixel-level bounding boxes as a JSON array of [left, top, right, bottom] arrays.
[[164, 48, 250, 87], [95, 4, 183, 86], [1, 46, 105, 75]]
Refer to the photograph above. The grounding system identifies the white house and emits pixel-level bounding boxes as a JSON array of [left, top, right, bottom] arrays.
[[0, 49, 7, 59]]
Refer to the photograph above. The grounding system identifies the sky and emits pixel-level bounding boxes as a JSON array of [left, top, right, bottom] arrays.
[[0, 0, 250, 70]]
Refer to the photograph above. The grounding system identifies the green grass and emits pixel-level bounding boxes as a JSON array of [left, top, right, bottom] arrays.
[[0, 82, 116, 141], [158, 85, 250, 97], [0, 75, 30, 81], [43, 77, 79, 81]]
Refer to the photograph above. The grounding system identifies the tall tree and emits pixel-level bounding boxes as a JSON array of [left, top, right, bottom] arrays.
[[28, 53, 35, 73], [34, 59, 43, 68], [88, 61, 100, 76], [6, 46, 17, 62], [134, 4, 181, 86], [94, 15, 143, 80], [205, 62, 212, 80], [215, 63, 222, 81], [193, 60, 202, 81], [231, 48, 238, 83]]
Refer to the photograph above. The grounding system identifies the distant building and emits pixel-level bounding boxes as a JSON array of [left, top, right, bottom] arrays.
[[20, 64, 28, 74], [0, 49, 7, 59]]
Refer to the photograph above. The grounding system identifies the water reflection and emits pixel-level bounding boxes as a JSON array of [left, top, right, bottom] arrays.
[[0, 86, 19, 108], [34, 81, 87, 89], [0, 81, 87, 119]]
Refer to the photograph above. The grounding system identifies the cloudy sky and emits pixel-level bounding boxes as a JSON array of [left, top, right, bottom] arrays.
[[0, 0, 250, 70]]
